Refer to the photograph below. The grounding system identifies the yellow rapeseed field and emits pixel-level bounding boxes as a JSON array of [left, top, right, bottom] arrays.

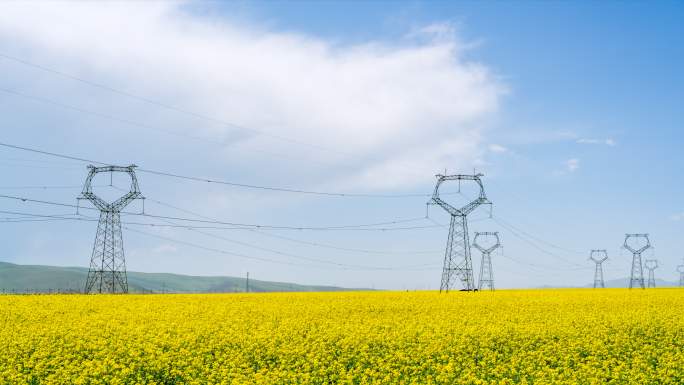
[[0, 289, 682, 384]]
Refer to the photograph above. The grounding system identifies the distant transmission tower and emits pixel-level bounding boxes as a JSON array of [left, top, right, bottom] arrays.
[[589, 249, 608, 289], [678, 263, 684, 287], [473, 232, 500, 291], [429, 173, 490, 292], [645, 259, 659, 288], [80, 165, 143, 294], [623, 233, 651, 289]]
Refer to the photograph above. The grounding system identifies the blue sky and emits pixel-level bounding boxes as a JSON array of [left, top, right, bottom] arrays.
[[0, 1, 682, 289]]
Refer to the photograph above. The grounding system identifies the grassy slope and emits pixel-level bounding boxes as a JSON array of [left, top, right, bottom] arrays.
[[0, 262, 351, 293]]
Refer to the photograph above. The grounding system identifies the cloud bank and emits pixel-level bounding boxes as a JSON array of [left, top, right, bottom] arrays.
[[565, 158, 580, 172], [0, 2, 505, 191], [577, 138, 616, 146]]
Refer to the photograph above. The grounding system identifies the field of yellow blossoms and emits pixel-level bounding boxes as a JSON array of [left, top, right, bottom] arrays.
[[0, 289, 682, 384]]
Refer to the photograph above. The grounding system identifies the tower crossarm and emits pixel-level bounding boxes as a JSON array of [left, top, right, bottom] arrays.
[[473, 232, 501, 254], [80, 164, 143, 212], [623, 234, 651, 254], [589, 249, 608, 263], [644, 259, 659, 270], [429, 174, 490, 217], [677, 265, 684, 273]]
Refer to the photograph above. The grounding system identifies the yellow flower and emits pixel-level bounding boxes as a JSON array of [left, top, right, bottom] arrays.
[[0, 289, 682, 384]]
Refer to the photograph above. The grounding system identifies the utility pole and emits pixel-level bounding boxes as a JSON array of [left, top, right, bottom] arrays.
[[80, 165, 143, 294], [246, 272, 249, 293], [623, 234, 651, 290], [472, 232, 501, 291], [645, 259, 659, 288], [589, 250, 609, 288], [428, 173, 490, 292]]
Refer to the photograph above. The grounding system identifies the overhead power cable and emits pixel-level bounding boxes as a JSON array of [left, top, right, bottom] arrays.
[[425, 214, 590, 274], [491, 216, 587, 269], [498, 247, 590, 273], [0, 193, 441, 231], [0, 210, 83, 223], [137, 168, 435, 198], [0, 142, 104, 165], [135, 190, 442, 255], [0, 141, 438, 198], [492, 215, 585, 255], [0, 52, 349, 156], [125, 226, 439, 272], [154, 215, 439, 271], [0, 207, 440, 271], [0, 184, 94, 190]]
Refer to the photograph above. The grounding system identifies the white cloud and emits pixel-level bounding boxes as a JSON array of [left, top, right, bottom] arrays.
[[488, 144, 508, 153], [577, 138, 617, 146], [671, 212, 684, 221], [152, 244, 178, 254], [565, 158, 580, 172], [0, 2, 505, 191]]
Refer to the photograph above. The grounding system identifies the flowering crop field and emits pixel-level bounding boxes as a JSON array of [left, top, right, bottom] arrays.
[[0, 289, 682, 384]]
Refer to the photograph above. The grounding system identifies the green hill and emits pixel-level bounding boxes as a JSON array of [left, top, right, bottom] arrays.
[[0, 262, 354, 294]]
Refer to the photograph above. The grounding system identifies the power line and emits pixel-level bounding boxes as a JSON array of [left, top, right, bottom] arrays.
[[0, 52, 350, 157], [0, 141, 438, 198], [248, 229, 441, 255], [133, 192, 438, 270], [0, 185, 91, 190], [138, 168, 435, 198], [159, 217, 439, 271], [124, 226, 439, 271], [141, 192, 441, 255], [0, 87, 346, 169], [0, 207, 440, 271], [498, 247, 589, 273], [492, 215, 585, 255], [124, 226, 328, 269], [0, 217, 79, 223], [0, 193, 441, 231], [0, 142, 104, 165], [491, 215, 586, 268]]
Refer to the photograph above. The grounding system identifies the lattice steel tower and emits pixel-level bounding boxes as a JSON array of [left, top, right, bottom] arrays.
[[623, 234, 651, 289], [80, 165, 143, 294], [429, 173, 490, 292], [678, 263, 684, 288], [589, 249, 608, 289], [473, 232, 500, 291], [645, 259, 658, 288]]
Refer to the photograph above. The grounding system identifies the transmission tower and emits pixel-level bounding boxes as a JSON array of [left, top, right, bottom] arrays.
[[677, 263, 684, 287], [623, 233, 651, 289], [589, 249, 608, 289], [644, 259, 659, 288], [473, 232, 500, 291], [429, 173, 490, 292], [80, 165, 143, 294]]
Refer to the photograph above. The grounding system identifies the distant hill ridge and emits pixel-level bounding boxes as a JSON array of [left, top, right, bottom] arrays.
[[537, 277, 680, 289], [0, 262, 355, 293]]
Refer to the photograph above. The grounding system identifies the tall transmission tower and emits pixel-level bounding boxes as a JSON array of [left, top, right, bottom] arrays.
[[645, 259, 659, 288], [589, 249, 608, 289], [80, 165, 143, 294], [677, 263, 684, 288], [429, 173, 490, 292], [473, 232, 500, 291], [623, 233, 651, 290]]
